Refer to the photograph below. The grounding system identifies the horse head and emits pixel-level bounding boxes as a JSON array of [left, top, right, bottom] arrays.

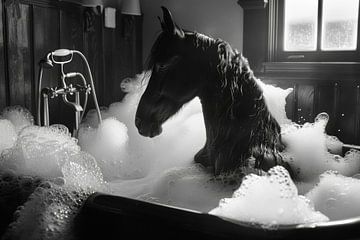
[[135, 7, 207, 137]]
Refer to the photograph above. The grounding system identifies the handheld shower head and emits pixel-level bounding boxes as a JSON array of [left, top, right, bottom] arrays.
[[39, 53, 54, 68], [39, 58, 53, 68]]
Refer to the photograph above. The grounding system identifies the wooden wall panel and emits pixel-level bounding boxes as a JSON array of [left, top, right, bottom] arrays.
[[83, 7, 105, 106], [32, 5, 61, 125], [0, 0, 6, 109], [262, 78, 360, 145], [59, 7, 85, 129], [296, 85, 315, 124], [335, 83, 358, 144], [315, 84, 336, 136], [6, 3, 32, 110], [60, 6, 84, 74]]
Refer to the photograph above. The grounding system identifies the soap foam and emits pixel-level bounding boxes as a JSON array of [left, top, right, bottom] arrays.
[[255, 78, 293, 125], [0, 119, 17, 154], [307, 171, 360, 221], [139, 165, 239, 212], [79, 71, 206, 182], [1, 105, 34, 133], [210, 166, 329, 226], [281, 113, 360, 181], [3, 182, 92, 240], [78, 118, 129, 181]]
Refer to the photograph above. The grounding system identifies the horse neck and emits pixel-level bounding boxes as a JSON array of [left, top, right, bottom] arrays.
[[197, 43, 265, 138]]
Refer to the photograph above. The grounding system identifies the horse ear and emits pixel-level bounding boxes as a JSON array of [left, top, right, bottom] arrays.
[[161, 6, 184, 38], [158, 16, 166, 30]]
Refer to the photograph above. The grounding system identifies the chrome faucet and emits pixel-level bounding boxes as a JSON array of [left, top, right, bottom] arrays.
[[37, 49, 102, 137]]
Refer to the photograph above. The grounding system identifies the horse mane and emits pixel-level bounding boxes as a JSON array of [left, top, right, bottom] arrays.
[[191, 32, 283, 170]]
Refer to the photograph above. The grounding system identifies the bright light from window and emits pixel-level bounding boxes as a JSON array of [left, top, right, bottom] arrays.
[[284, 0, 318, 51], [321, 0, 359, 51]]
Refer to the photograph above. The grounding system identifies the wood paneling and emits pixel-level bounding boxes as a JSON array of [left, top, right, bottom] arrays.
[[0, 0, 6, 109], [59, 6, 85, 129], [33, 5, 61, 126], [316, 83, 336, 135], [260, 63, 360, 145], [6, 2, 32, 110], [83, 7, 105, 106], [296, 84, 315, 124], [0, 0, 143, 130], [336, 83, 358, 144]]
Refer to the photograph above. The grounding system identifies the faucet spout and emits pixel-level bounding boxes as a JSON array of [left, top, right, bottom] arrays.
[[62, 95, 83, 112]]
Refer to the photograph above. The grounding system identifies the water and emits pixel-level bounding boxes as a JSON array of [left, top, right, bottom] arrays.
[[1, 73, 360, 238]]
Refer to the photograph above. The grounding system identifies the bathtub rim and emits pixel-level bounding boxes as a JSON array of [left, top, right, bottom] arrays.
[[75, 192, 360, 239]]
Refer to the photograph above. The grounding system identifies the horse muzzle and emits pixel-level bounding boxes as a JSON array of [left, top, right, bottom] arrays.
[[135, 117, 163, 138]]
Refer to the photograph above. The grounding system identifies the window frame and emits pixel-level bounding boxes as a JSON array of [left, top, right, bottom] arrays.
[[269, 0, 360, 62]]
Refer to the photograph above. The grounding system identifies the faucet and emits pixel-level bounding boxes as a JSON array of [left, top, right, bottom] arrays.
[[37, 49, 102, 137]]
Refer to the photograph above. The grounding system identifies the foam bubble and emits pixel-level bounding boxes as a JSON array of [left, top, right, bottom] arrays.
[[255, 79, 293, 125], [80, 72, 205, 182], [1, 105, 34, 133], [3, 182, 91, 240], [326, 135, 343, 155], [210, 166, 329, 226], [307, 171, 360, 220], [78, 118, 129, 181], [0, 125, 79, 178], [139, 165, 238, 212], [0, 119, 17, 154], [281, 113, 360, 181], [61, 151, 107, 191]]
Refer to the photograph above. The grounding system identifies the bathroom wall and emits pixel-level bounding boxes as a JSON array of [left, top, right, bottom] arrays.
[[64, 0, 244, 66], [141, 0, 244, 65], [0, 0, 142, 129]]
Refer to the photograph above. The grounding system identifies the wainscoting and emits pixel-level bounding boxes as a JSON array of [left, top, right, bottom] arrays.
[[259, 62, 360, 145]]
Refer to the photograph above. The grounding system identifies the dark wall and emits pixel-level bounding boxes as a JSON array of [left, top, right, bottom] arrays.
[[0, 0, 142, 129], [141, 0, 243, 65], [239, 0, 360, 145]]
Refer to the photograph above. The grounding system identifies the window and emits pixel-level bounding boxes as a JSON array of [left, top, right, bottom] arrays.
[[275, 0, 360, 62]]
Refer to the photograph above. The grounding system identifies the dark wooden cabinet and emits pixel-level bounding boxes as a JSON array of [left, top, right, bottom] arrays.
[[0, 0, 142, 129]]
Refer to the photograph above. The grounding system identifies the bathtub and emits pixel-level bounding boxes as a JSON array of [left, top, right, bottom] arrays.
[[75, 193, 360, 240], [74, 145, 360, 240]]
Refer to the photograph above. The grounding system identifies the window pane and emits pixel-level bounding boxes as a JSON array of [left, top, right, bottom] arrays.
[[284, 0, 318, 51], [321, 0, 359, 51]]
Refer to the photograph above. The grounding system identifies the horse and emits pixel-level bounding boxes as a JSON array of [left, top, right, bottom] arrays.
[[135, 7, 291, 176]]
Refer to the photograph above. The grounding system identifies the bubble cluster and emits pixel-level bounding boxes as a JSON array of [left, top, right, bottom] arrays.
[[78, 118, 129, 181], [139, 165, 236, 212], [255, 78, 293, 125], [0, 105, 34, 133], [80, 71, 206, 183], [210, 166, 329, 226], [3, 182, 92, 240], [281, 112, 360, 181], [306, 171, 360, 221], [0, 119, 17, 154], [0, 125, 79, 178]]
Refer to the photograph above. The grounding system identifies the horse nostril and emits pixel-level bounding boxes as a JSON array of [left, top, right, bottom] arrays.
[[135, 117, 142, 127]]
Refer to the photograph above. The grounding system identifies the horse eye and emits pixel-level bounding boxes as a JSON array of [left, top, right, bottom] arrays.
[[156, 63, 169, 72]]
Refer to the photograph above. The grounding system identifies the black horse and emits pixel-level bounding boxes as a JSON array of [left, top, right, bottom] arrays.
[[135, 7, 290, 175]]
